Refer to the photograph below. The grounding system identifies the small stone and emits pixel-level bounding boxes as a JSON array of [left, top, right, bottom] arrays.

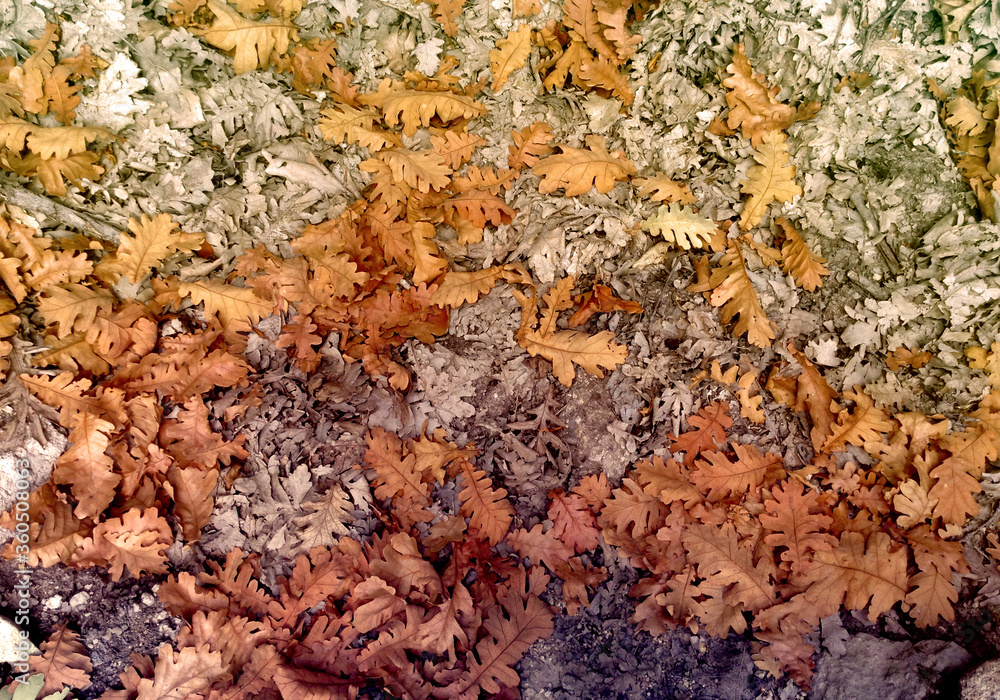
[[44, 595, 63, 610], [69, 592, 90, 610]]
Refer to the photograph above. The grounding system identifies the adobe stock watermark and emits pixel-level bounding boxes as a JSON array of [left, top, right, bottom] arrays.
[[10, 458, 33, 683]]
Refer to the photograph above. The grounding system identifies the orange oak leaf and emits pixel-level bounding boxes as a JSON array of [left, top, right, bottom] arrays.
[[547, 490, 601, 552], [567, 283, 642, 326], [158, 396, 249, 469], [803, 531, 908, 622], [28, 622, 93, 696], [821, 387, 895, 453], [167, 464, 219, 542], [633, 455, 701, 507], [446, 589, 554, 697], [135, 644, 227, 700], [508, 121, 554, 170], [682, 522, 776, 611], [670, 401, 733, 466], [458, 460, 515, 544], [490, 24, 533, 92], [508, 524, 574, 570], [707, 242, 776, 346], [71, 508, 172, 582], [723, 43, 820, 146], [532, 135, 637, 196], [776, 218, 828, 292], [52, 412, 120, 520], [690, 444, 784, 501], [760, 479, 836, 583]]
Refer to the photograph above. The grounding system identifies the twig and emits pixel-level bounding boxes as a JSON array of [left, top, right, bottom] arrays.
[[0, 179, 121, 242]]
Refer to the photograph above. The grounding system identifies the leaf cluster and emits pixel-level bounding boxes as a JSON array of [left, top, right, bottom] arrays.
[[0, 25, 112, 195], [605, 351, 986, 688]]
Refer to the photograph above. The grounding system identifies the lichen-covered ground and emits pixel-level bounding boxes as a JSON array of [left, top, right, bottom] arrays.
[[4, 0, 1000, 698]]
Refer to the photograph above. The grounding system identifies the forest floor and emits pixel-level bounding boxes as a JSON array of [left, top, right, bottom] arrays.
[[2, 0, 1000, 699]]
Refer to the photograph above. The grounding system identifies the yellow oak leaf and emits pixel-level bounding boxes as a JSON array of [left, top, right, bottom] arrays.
[[104, 213, 205, 284], [430, 266, 507, 307], [196, 0, 298, 74], [490, 25, 533, 92], [519, 328, 627, 386], [39, 283, 115, 339], [7, 23, 58, 114], [178, 280, 272, 332], [25, 126, 114, 161], [632, 174, 696, 204], [739, 130, 801, 230], [318, 104, 397, 150], [640, 203, 716, 250], [430, 130, 484, 169], [410, 222, 447, 285], [368, 80, 487, 137], [0, 117, 35, 151], [533, 134, 636, 196], [378, 148, 452, 193]]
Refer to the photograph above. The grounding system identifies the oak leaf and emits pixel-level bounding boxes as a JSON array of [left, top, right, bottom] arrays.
[[634, 455, 701, 507], [52, 412, 119, 520], [72, 508, 172, 582], [691, 444, 783, 501], [377, 148, 452, 192], [135, 644, 227, 700], [104, 213, 205, 284], [803, 531, 908, 622], [577, 54, 635, 105], [681, 523, 776, 611], [707, 243, 776, 347], [38, 283, 115, 339], [177, 280, 272, 333], [776, 218, 828, 292], [547, 490, 601, 552], [738, 130, 801, 230], [519, 327, 627, 386], [821, 387, 894, 453], [370, 80, 487, 137], [318, 104, 397, 150], [760, 479, 836, 582], [532, 135, 636, 196], [410, 221, 448, 285], [507, 524, 574, 570], [508, 121, 554, 170], [787, 344, 839, 451], [640, 203, 716, 250], [670, 401, 733, 466], [425, 0, 465, 36], [566, 283, 642, 326], [28, 622, 93, 696], [167, 464, 219, 542], [448, 589, 553, 697], [562, 0, 618, 63], [430, 130, 484, 168], [196, 0, 298, 74], [445, 189, 515, 228], [490, 25, 533, 92], [458, 460, 515, 544], [632, 174, 696, 204], [430, 266, 506, 308], [293, 485, 355, 551], [723, 43, 819, 145], [600, 477, 666, 538], [7, 24, 58, 114], [25, 126, 114, 161]]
